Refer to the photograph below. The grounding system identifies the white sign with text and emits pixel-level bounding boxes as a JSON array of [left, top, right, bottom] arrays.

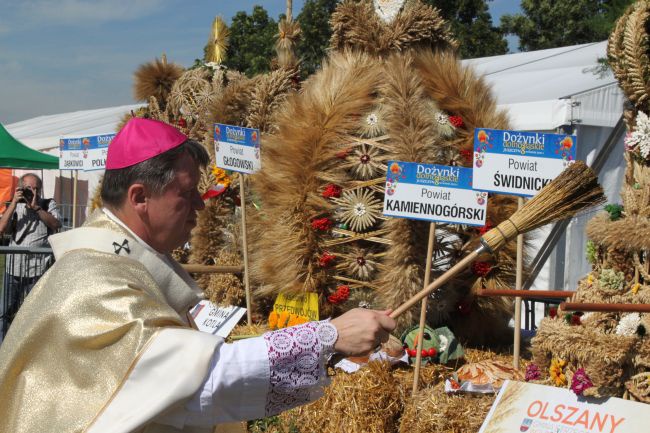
[[383, 161, 487, 226], [189, 301, 247, 339], [472, 128, 577, 197], [479, 380, 649, 433], [214, 123, 261, 174]]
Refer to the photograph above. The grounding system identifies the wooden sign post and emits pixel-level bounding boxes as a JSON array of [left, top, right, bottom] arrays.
[[214, 124, 262, 326], [472, 128, 577, 369], [383, 160, 488, 393], [412, 222, 435, 394]]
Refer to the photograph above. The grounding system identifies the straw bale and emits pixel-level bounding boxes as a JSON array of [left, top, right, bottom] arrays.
[[263, 348, 521, 433], [277, 361, 403, 433], [399, 382, 495, 433], [393, 363, 454, 391], [228, 323, 268, 341]]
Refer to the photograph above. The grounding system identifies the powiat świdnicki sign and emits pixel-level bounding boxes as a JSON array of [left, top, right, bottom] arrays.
[[382, 160, 487, 226], [472, 128, 578, 197]]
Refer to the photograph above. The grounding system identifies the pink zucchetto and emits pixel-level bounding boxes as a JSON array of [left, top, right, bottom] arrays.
[[106, 118, 187, 169]]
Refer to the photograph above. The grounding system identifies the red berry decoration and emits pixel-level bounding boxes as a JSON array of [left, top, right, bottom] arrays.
[[335, 148, 351, 159], [408, 349, 417, 357], [471, 261, 491, 277], [322, 184, 342, 199], [449, 115, 464, 128], [421, 349, 428, 358], [318, 252, 336, 267], [427, 348, 437, 357], [311, 217, 333, 231], [477, 222, 493, 235], [327, 285, 350, 304], [459, 149, 473, 163]]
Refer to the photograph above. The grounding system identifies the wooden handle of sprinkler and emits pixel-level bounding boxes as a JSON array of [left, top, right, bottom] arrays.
[[389, 247, 484, 319]]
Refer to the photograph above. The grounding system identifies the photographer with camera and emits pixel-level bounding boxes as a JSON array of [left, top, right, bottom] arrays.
[[0, 173, 61, 329]]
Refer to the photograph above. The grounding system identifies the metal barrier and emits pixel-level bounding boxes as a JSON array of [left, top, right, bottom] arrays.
[[0, 246, 54, 338], [57, 204, 89, 231]]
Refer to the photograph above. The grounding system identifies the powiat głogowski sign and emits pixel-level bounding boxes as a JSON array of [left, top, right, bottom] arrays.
[[472, 128, 577, 197], [383, 161, 488, 226], [59, 134, 115, 171], [214, 123, 261, 174]]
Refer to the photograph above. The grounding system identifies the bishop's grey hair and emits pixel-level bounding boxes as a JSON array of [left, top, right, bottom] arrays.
[[100, 140, 209, 208]]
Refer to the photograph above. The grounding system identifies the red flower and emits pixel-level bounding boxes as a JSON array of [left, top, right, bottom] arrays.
[[311, 217, 333, 231], [177, 117, 187, 128], [549, 307, 558, 318], [570, 314, 582, 326], [471, 261, 491, 277], [322, 184, 342, 199], [327, 285, 350, 304], [570, 368, 593, 396], [459, 149, 473, 163], [319, 252, 336, 267], [449, 115, 464, 128]]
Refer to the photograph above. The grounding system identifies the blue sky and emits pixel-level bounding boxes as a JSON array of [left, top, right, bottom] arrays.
[[0, 0, 519, 124]]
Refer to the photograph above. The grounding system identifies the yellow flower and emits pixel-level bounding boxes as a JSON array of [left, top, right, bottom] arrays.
[[212, 166, 228, 180], [632, 283, 640, 295], [549, 358, 568, 387], [268, 311, 278, 330], [277, 311, 290, 329], [587, 274, 594, 285], [219, 177, 231, 189], [287, 314, 298, 327]]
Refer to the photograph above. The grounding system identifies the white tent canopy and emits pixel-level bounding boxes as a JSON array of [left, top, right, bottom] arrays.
[[464, 40, 624, 130], [5, 42, 627, 320], [6, 104, 142, 152]]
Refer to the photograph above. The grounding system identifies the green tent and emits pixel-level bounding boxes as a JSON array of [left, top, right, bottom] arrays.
[[0, 123, 58, 169]]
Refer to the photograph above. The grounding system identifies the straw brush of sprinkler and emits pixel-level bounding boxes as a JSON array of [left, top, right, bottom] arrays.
[[390, 161, 606, 319]]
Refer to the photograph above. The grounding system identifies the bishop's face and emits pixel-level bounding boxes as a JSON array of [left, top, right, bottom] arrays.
[[144, 152, 205, 253]]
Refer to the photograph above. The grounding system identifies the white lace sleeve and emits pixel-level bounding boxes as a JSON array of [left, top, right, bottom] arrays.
[[158, 321, 338, 428], [264, 320, 337, 416]]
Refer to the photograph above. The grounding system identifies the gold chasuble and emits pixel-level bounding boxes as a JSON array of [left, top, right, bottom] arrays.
[[0, 210, 222, 433]]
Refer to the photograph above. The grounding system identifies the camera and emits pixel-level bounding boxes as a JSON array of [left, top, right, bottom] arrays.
[[19, 187, 34, 203]]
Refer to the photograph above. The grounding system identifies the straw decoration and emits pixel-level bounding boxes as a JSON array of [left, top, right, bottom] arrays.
[[391, 161, 605, 319], [205, 16, 229, 65]]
